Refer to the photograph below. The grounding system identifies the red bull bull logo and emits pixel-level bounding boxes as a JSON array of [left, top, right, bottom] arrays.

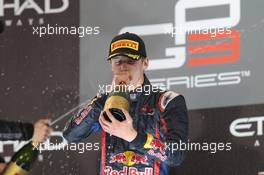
[[105, 166, 153, 175], [131, 153, 148, 166], [110, 151, 148, 166], [149, 139, 166, 155], [110, 153, 127, 164]]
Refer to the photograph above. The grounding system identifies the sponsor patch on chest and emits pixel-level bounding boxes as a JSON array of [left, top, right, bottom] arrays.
[[74, 105, 92, 125]]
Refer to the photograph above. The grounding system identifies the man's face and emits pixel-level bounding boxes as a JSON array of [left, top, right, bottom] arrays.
[[110, 55, 148, 87]]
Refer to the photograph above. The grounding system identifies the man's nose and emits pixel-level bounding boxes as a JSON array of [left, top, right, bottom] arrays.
[[120, 63, 127, 70]]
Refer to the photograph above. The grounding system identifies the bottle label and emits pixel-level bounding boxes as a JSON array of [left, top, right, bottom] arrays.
[[2, 162, 28, 175], [104, 96, 130, 111]]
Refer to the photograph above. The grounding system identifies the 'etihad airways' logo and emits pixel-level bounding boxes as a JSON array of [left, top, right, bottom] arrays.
[[0, 0, 69, 27]]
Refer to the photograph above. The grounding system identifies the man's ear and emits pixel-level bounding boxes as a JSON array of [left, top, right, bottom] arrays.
[[142, 57, 149, 70]]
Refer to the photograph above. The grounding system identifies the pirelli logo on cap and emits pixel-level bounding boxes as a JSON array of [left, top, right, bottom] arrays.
[[111, 39, 139, 52]]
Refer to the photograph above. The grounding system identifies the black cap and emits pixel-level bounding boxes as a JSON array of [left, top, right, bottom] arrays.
[[108, 32, 147, 60]]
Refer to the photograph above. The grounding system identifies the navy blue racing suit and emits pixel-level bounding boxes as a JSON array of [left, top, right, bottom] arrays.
[[63, 75, 188, 175]]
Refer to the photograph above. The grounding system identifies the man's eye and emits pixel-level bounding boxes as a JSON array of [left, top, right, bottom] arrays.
[[114, 61, 121, 65], [127, 60, 136, 65]]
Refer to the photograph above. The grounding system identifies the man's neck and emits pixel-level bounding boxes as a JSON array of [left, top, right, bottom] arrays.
[[128, 75, 145, 91]]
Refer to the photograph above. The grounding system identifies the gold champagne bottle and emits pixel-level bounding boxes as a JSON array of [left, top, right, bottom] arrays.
[[3, 141, 39, 175], [103, 82, 130, 122]]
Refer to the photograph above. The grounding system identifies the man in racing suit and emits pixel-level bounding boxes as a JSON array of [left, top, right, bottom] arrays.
[[63, 32, 188, 175]]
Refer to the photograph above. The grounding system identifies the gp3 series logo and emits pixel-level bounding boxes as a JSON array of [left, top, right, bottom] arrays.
[[118, 0, 251, 90], [119, 0, 241, 71]]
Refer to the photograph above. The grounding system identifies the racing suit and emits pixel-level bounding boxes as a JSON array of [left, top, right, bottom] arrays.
[[63, 74, 188, 175]]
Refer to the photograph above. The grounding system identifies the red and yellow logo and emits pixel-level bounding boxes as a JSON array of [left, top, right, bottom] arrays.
[[111, 39, 139, 52], [109, 151, 148, 166]]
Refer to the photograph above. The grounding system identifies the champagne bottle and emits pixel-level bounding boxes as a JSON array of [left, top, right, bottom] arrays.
[[104, 82, 130, 122], [3, 141, 39, 175]]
